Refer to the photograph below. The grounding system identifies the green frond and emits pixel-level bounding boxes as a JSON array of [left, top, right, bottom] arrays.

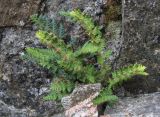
[[108, 64, 148, 90], [31, 14, 51, 31], [93, 88, 118, 105], [36, 30, 70, 53], [44, 79, 75, 101], [58, 23, 65, 38], [84, 66, 96, 83], [74, 42, 100, 57], [23, 48, 59, 70], [31, 14, 65, 39], [51, 19, 59, 35], [60, 10, 104, 46], [93, 94, 118, 105]]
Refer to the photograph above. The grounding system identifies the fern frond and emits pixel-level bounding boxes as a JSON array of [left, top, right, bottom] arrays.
[[51, 19, 59, 35], [58, 23, 65, 38], [23, 48, 59, 70], [44, 79, 75, 101], [108, 64, 148, 90], [31, 14, 65, 39], [31, 14, 52, 31], [84, 66, 96, 83], [35, 30, 70, 53], [74, 42, 100, 57], [93, 94, 118, 105], [60, 10, 104, 47], [93, 88, 118, 105]]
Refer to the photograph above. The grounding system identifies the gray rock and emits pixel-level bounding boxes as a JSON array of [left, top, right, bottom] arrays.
[[61, 83, 101, 109], [0, 0, 41, 27], [106, 21, 122, 64], [44, 0, 107, 44], [0, 28, 63, 116], [104, 92, 160, 117], [0, 100, 37, 117], [117, 0, 160, 92]]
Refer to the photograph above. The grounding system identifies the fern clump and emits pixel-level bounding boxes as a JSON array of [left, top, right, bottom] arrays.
[[23, 10, 148, 105]]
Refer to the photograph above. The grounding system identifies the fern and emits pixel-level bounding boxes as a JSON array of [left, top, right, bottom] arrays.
[[108, 64, 148, 90], [23, 48, 59, 69], [75, 42, 100, 57], [31, 14, 65, 38], [44, 78, 75, 101], [93, 64, 148, 105], [61, 10, 104, 46], [93, 88, 118, 105], [23, 10, 148, 105]]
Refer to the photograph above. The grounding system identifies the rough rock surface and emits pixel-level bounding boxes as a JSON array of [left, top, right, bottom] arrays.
[[0, 0, 41, 27], [0, 0, 160, 116], [0, 28, 63, 116], [117, 0, 160, 92], [45, 0, 108, 44], [61, 84, 101, 117], [104, 92, 160, 117], [0, 100, 37, 117], [61, 83, 101, 109]]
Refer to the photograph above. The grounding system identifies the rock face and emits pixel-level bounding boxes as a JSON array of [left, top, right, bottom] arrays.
[[104, 92, 160, 117], [0, 100, 37, 117], [118, 0, 160, 92], [61, 84, 101, 117], [0, 0, 160, 116], [0, 28, 63, 116], [61, 83, 101, 109], [0, 0, 41, 26]]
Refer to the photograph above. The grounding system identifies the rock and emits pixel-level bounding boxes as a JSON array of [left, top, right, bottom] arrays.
[[45, 0, 107, 44], [0, 0, 41, 27], [45, 0, 106, 18], [106, 21, 122, 64], [61, 84, 101, 117], [0, 100, 37, 117], [51, 113, 65, 117], [104, 92, 160, 117], [117, 0, 160, 92], [0, 28, 63, 116]]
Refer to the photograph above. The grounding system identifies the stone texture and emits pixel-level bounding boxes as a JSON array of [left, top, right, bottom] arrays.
[[106, 21, 122, 64], [61, 83, 101, 109], [104, 92, 160, 117], [0, 28, 63, 116], [65, 93, 99, 117], [0, 0, 41, 27], [61, 84, 101, 117], [45, 0, 108, 44], [118, 0, 160, 92], [0, 100, 37, 117]]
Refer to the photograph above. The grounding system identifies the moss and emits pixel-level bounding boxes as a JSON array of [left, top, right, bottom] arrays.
[[105, 0, 122, 24]]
